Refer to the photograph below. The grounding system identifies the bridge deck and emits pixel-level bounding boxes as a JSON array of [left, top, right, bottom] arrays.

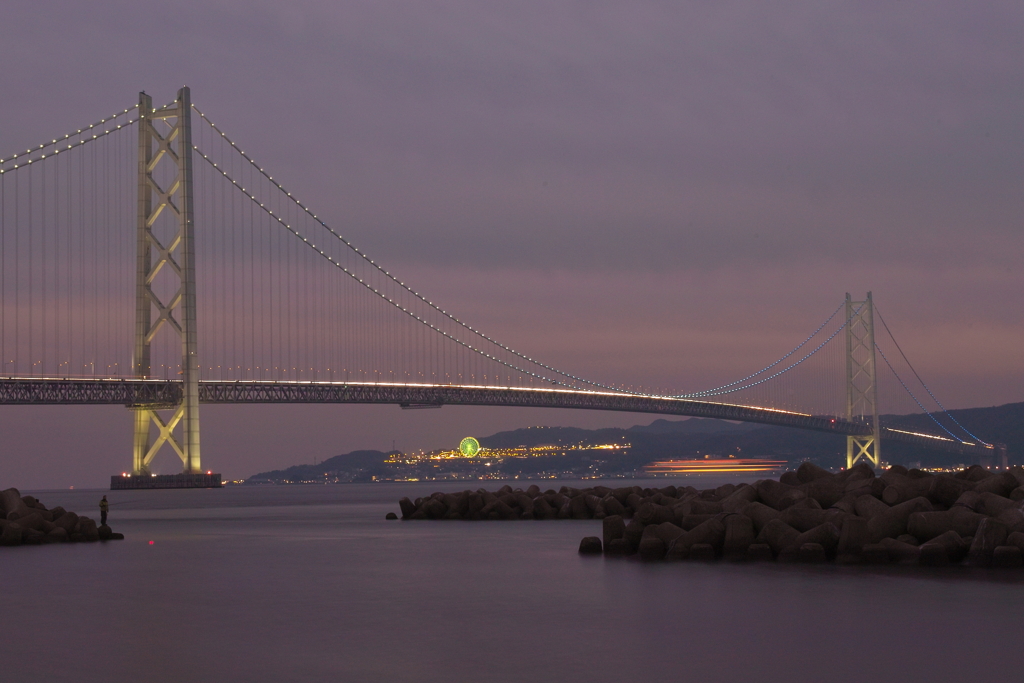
[[0, 378, 991, 457]]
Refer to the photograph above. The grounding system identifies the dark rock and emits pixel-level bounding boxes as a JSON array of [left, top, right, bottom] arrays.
[[756, 519, 800, 555], [1005, 531, 1024, 553], [862, 543, 890, 564], [837, 516, 870, 557], [679, 514, 716, 531], [880, 538, 921, 564], [604, 538, 632, 556], [918, 543, 950, 567], [794, 523, 841, 556], [757, 480, 806, 511], [45, 527, 69, 543], [854, 494, 889, 520], [395, 497, 415, 519], [79, 517, 100, 542], [798, 543, 827, 563], [992, 546, 1023, 568], [927, 475, 975, 507], [967, 518, 1010, 567], [385, 512, 398, 520], [796, 461, 834, 483], [741, 501, 781, 533], [623, 518, 645, 552], [720, 484, 758, 513], [602, 515, 626, 547], [578, 536, 603, 555], [921, 530, 969, 565], [976, 492, 1017, 517], [637, 537, 666, 561], [745, 543, 774, 561], [867, 497, 932, 542], [98, 524, 113, 541], [779, 507, 828, 533], [780, 471, 801, 486], [972, 471, 1019, 498], [722, 515, 755, 561], [21, 528, 44, 545], [688, 543, 716, 561], [1, 521, 22, 546], [907, 507, 986, 542]]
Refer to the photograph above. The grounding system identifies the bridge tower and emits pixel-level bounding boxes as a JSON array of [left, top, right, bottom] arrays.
[[845, 292, 880, 469], [131, 88, 202, 475]]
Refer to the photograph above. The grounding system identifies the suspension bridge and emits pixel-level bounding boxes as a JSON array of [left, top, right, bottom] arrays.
[[0, 87, 999, 481]]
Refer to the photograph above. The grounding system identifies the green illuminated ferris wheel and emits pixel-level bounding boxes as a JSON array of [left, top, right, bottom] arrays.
[[459, 437, 481, 457]]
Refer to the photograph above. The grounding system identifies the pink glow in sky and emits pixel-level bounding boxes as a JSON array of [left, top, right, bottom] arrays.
[[1, 1, 1021, 488]]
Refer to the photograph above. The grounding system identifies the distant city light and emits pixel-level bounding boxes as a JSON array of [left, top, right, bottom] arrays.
[[459, 437, 481, 457]]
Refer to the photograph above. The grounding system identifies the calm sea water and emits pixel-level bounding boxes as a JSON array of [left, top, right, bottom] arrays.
[[4, 478, 1023, 683]]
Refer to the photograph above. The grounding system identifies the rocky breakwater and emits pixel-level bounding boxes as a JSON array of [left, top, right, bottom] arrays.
[[0, 488, 124, 547], [395, 463, 1024, 568], [585, 463, 1024, 568]]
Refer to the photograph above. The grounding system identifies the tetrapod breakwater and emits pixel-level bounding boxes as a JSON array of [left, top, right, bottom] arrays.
[[396, 462, 1024, 568], [0, 488, 124, 547]]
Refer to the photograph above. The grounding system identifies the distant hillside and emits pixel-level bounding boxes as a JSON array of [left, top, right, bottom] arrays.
[[245, 403, 1024, 482], [246, 450, 390, 484]]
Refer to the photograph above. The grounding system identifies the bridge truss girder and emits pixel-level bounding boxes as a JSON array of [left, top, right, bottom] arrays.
[[0, 378, 996, 460]]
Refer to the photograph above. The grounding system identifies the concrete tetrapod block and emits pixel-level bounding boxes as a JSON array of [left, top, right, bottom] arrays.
[[688, 543, 716, 561], [967, 518, 1010, 567], [973, 471, 1020, 498], [635, 502, 676, 526], [605, 538, 632, 556], [623, 519, 645, 552], [756, 519, 801, 556], [1005, 531, 1024, 553], [741, 502, 780, 534], [650, 521, 686, 547], [854, 494, 890, 520], [780, 471, 801, 486], [879, 538, 921, 564], [995, 509, 1024, 535], [919, 530, 968, 566], [603, 515, 626, 547], [0, 521, 22, 546], [756, 480, 807, 511], [796, 461, 834, 483], [837, 516, 870, 557], [637, 537, 667, 561], [720, 484, 758, 513], [794, 523, 841, 556], [867, 497, 933, 543], [679, 514, 716, 531], [991, 546, 1024, 568], [907, 507, 986, 543], [45, 527, 69, 543], [830, 494, 858, 516], [722, 514, 755, 561], [976, 492, 1018, 518], [779, 507, 829, 532], [798, 543, 827, 563], [800, 479, 847, 509], [918, 543, 950, 567], [579, 537, 603, 555], [745, 543, 774, 562], [861, 544, 890, 564], [927, 476, 976, 507]]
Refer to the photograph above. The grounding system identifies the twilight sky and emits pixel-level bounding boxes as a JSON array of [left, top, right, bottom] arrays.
[[1, 1, 1022, 488]]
